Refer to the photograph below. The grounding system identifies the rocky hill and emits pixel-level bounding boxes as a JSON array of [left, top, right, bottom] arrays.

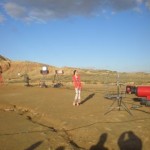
[[0, 55, 11, 73]]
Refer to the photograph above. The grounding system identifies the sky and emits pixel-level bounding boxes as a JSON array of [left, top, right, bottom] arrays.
[[0, 0, 150, 72]]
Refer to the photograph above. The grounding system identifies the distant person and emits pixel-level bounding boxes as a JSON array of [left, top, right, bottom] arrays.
[[23, 73, 30, 86], [0, 66, 2, 73], [0, 66, 4, 85], [72, 70, 82, 106]]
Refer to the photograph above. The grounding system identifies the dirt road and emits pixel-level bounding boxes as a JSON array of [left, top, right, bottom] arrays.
[[0, 84, 150, 150]]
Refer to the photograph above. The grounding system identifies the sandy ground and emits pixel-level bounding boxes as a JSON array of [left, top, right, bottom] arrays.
[[0, 84, 150, 150]]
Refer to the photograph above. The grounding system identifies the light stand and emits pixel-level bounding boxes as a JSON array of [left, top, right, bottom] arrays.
[[53, 70, 64, 88], [104, 73, 132, 115], [40, 66, 49, 88]]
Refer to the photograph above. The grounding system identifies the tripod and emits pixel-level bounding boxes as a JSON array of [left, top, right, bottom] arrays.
[[104, 74, 132, 115], [40, 67, 49, 88], [53, 70, 63, 88], [40, 74, 47, 88]]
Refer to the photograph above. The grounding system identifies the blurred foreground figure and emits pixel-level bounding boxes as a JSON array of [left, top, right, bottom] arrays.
[[72, 70, 82, 106]]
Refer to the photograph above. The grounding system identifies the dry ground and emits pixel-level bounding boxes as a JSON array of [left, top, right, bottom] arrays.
[[0, 83, 150, 150]]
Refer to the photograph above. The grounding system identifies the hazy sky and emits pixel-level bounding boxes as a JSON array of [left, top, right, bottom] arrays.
[[0, 0, 150, 72]]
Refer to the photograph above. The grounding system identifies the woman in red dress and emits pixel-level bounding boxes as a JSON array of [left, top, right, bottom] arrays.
[[72, 70, 82, 106]]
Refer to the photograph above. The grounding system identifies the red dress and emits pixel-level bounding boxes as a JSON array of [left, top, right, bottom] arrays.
[[72, 75, 82, 89]]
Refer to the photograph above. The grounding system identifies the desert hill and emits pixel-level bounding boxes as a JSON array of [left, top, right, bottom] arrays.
[[1, 55, 150, 86], [0, 55, 11, 72]]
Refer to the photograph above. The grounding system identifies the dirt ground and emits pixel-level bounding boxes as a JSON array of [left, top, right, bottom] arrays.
[[0, 83, 150, 150]]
